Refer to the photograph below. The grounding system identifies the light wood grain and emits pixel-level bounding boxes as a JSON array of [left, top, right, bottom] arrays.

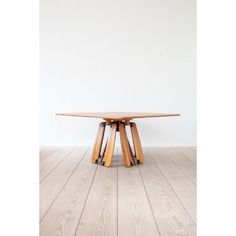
[[101, 138, 108, 160], [75, 153, 118, 236], [40, 147, 74, 182], [148, 147, 196, 223], [128, 139, 135, 158], [104, 123, 117, 167], [40, 147, 196, 236], [40, 150, 97, 236], [175, 147, 197, 164], [56, 112, 180, 121], [40, 147, 88, 221], [40, 147, 60, 164], [130, 122, 144, 164], [119, 123, 133, 167], [163, 147, 196, 184], [139, 149, 196, 235], [91, 122, 106, 163], [117, 148, 160, 236]]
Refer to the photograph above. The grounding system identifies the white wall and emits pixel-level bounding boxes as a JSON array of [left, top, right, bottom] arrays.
[[40, 0, 196, 147]]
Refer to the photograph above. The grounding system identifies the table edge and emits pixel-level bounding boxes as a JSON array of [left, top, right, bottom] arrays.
[[55, 113, 181, 120]]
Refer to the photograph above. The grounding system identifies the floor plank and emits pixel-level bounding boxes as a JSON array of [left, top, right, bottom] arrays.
[[40, 147, 88, 221], [117, 148, 160, 236], [189, 147, 197, 153], [40, 147, 74, 182], [175, 147, 197, 164], [40, 147, 60, 164], [40, 150, 97, 236], [148, 147, 196, 223], [163, 147, 196, 184], [139, 149, 196, 236], [40, 146, 196, 236], [75, 152, 118, 236]]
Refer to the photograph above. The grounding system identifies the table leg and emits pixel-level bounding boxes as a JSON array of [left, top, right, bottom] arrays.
[[100, 138, 108, 162], [130, 122, 144, 164], [103, 122, 117, 167], [128, 138, 136, 164], [119, 123, 133, 167], [91, 122, 106, 163]]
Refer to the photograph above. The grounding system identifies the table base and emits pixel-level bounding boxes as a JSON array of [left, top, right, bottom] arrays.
[[91, 120, 144, 167]]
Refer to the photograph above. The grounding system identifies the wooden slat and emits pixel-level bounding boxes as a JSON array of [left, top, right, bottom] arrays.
[[40, 150, 97, 236], [163, 147, 196, 184], [40, 147, 88, 221], [117, 148, 160, 236], [91, 122, 106, 163], [40, 147, 74, 182], [128, 139, 135, 158], [100, 138, 108, 160], [130, 122, 144, 164], [139, 149, 196, 235], [119, 123, 133, 167], [75, 152, 118, 236], [103, 123, 117, 167], [148, 147, 196, 223]]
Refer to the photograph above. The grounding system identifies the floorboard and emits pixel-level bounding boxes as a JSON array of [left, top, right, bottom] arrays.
[[40, 147, 88, 221], [163, 147, 196, 184], [175, 147, 197, 164], [148, 148, 196, 223], [40, 150, 97, 236], [139, 149, 196, 236], [40, 147, 61, 164], [75, 152, 118, 236], [40, 147, 74, 182], [117, 148, 160, 236], [40, 146, 197, 236]]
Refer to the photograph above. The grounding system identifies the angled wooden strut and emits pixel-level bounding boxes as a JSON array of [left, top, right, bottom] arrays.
[[100, 138, 108, 161], [91, 121, 145, 167], [91, 122, 106, 163], [119, 123, 133, 167], [130, 122, 144, 164], [128, 139, 136, 164], [103, 122, 117, 167]]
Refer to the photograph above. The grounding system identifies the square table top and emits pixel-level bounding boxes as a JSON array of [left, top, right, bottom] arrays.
[[56, 112, 180, 121]]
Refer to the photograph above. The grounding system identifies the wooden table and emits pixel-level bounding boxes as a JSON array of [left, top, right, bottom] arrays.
[[56, 112, 180, 167]]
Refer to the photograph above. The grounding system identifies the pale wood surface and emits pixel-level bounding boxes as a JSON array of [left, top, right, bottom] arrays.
[[163, 147, 196, 184], [175, 147, 197, 164], [91, 122, 106, 163], [117, 149, 160, 236], [40, 147, 74, 182], [40, 147, 88, 221], [130, 122, 144, 164], [148, 148, 196, 223], [56, 112, 180, 120], [103, 123, 117, 167], [75, 153, 118, 236], [139, 149, 196, 235], [40, 150, 97, 236], [40, 147, 60, 164], [119, 123, 133, 167], [40, 146, 196, 236]]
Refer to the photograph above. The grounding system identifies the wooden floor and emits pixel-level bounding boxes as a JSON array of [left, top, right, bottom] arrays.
[[40, 147, 196, 236]]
